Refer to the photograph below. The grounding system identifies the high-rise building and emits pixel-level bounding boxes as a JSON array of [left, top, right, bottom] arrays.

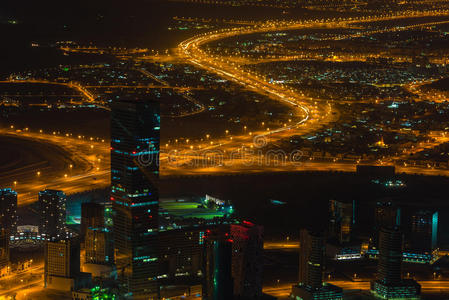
[[85, 227, 113, 265], [329, 200, 353, 244], [291, 229, 343, 300], [375, 201, 401, 229], [44, 238, 80, 291], [39, 190, 67, 239], [377, 227, 402, 285], [202, 230, 234, 300], [230, 222, 264, 299], [81, 202, 104, 242], [111, 97, 160, 298], [370, 227, 421, 299], [298, 229, 325, 289], [158, 221, 264, 298], [0, 188, 18, 234], [369, 201, 402, 255], [0, 229, 9, 277], [410, 210, 438, 252], [158, 228, 204, 284], [83, 227, 115, 279]]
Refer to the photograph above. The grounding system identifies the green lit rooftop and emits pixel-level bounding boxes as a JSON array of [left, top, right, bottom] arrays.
[[160, 195, 233, 220]]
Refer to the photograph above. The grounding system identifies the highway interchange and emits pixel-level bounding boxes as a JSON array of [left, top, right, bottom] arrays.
[[3, 11, 449, 204], [3, 8, 449, 299]]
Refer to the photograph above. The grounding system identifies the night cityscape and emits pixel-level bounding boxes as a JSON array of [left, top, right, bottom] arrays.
[[2, 0, 449, 299]]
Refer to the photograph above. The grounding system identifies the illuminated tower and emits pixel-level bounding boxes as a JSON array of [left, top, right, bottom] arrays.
[[38, 190, 67, 239], [0, 188, 18, 234], [377, 227, 403, 285], [299, 229, 324, 289], [370, 226, 421, 299], [111, 97, 160, 298], [291, 228, 343, 300]]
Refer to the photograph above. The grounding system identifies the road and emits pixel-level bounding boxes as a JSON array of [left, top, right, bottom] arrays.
[[0, 128, 110, 206], [0, 263, 44, 299], [0, 80, 96, 103], [3, 12, 449, 205], [263, 280, 449, 298], [3, 125, 449, 207]]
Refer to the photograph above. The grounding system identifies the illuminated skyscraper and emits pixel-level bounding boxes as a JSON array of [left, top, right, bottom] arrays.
[[111, 97, 160, 298], [291, 229, 343, 300], [38, 190, 67, 239], [298, 229, 325, 289], [0, 188, 18, 234], [370, 226, 421, 299]]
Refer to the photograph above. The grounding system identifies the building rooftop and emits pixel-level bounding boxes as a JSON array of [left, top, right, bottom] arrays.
[[159, 195, 235, 230], [160, 197, 232, 220]]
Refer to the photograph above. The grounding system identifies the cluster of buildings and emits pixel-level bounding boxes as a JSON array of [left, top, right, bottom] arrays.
[[326, 197, 441, 265], [290, 223, 421, 300], [0, 98, 446, 300], [0, 188, 79, 274], [0, 97, 268, 299]]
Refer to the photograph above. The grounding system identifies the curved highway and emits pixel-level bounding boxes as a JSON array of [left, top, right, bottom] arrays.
[[177, 10, 449, 141]]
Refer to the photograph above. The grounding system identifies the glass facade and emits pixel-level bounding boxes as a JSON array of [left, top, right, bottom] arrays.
[[111, 97, 160, 298]]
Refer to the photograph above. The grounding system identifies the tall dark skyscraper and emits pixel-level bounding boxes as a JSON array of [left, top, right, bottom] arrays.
[[370, 226, 421, 299], [291, 228, 343, 300], [202, 230, 234, 300], [230, 222, 264, 299], [111, 97, 160, 298], [0, 188, 18, 234], [38, 190, 67, 239], [298, 229, 324, 290], [377, 227, 403, 285]]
